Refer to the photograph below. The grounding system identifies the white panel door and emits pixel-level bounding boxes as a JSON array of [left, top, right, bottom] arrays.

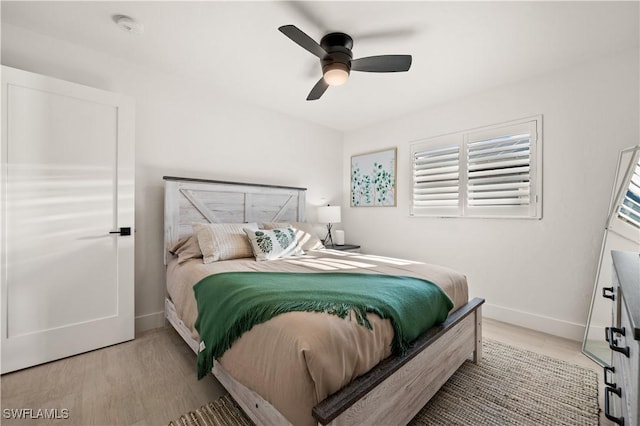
[[1, 66, 135, 373]]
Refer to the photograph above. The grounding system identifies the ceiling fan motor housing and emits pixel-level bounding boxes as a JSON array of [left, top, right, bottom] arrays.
[[320, 32, 354, 74]]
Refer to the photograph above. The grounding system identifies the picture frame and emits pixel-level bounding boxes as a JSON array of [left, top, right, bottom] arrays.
[[351, 147, 397, 207]]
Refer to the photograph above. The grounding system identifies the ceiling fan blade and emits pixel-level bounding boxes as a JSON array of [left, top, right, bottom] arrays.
[[307, 78, 329, 101], [351, 55, 412, 72], [279, 25, 327, 59]]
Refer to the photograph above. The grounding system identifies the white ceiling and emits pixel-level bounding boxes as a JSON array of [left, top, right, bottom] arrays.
[[2, 1, 638, 131]]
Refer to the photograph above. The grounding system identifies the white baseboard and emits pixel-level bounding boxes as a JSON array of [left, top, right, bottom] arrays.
[[483, 303, 585, 342], [135, 311, 166, 333]]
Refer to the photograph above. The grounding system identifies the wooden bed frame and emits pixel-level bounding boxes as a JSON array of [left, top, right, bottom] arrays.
[[163, 176, 484, 426]]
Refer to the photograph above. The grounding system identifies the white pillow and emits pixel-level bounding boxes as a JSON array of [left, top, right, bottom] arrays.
[[262, 222, 324, 251], [244, 227, 304, 261], [192, 222, 258, 263]]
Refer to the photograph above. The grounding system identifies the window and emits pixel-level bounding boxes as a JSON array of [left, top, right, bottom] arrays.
[[410, 116, 542, 218]]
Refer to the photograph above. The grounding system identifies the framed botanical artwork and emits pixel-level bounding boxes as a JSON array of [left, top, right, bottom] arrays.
[[351, 147, 397, 207]]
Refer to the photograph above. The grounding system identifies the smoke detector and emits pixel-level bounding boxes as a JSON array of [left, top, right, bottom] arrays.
[[113, 15, 144, 35]]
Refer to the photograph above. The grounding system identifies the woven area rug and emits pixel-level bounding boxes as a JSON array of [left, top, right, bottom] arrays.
[[167, 339, 599, 426]]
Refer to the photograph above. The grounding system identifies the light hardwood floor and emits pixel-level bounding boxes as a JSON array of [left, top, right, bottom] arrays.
[[1, 319, 611, 425]]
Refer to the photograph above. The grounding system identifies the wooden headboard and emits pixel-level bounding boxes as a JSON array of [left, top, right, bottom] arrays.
[[163, 176, 307, 263]]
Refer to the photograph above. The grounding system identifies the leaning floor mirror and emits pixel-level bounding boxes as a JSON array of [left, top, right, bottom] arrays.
[[583, 145, 640, 365]]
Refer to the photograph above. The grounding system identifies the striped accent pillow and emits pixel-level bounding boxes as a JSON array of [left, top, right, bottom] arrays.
[[193, 222, 258, 263]]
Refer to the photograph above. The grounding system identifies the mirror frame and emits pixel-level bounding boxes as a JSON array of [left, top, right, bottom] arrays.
[[582, 145, 640, 365]]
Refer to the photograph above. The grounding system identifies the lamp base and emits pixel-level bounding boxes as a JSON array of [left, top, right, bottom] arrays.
[[323, 223, 335, 247]]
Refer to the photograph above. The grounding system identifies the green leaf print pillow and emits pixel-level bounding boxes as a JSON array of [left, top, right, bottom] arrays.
[[243, 227, 304, 261]]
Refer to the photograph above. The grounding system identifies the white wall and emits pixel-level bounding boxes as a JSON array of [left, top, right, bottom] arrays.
[[1, 24, 343, 332], [343, 48, 640, 341]]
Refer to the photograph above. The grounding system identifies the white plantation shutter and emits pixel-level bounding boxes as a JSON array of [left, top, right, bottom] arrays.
[[411, 144, 461, 216], [617, 158, 640, 228], [465, 120, 539, 217], [410, 117, 542, 218]]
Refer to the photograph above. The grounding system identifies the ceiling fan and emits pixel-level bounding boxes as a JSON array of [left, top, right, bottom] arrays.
[[278, 25, 412, 101]]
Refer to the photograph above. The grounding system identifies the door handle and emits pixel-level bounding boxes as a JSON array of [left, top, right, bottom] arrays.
[[109, 227, 131, 236]]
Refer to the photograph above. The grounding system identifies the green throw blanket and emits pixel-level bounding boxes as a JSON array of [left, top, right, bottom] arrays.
[[194, 272, 454, 379]]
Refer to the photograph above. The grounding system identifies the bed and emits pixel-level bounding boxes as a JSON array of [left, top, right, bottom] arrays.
[[163, 176, 484, 426]]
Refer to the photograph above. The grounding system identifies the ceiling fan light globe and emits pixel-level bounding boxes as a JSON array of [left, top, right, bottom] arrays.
[[323, 63, 350, 86]]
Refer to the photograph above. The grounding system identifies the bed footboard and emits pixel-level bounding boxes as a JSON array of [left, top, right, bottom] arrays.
[[313, 297, 484, 426]]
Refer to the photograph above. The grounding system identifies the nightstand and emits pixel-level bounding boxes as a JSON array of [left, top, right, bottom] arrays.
[[325, 244, 361, 253]]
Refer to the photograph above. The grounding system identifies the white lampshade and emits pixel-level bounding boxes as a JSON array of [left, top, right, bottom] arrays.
[[317, 205, 341, 224]]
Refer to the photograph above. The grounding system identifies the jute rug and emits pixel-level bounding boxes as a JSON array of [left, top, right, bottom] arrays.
[[167, 339, 599, 426]]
